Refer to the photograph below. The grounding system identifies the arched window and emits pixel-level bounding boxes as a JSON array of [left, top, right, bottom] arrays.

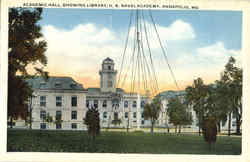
[[124, 101, 128, 108]]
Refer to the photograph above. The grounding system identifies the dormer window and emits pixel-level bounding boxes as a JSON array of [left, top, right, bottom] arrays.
[[108, 66, 111, 70], [55, 82, 61, 88], [40, 81, 46, 88], [70, 82, 77, 88]]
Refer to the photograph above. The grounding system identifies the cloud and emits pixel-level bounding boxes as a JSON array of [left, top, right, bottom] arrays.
[[157, 19, 196, 41], [127, 19, 196, 49], [172, 42, 242, 87], [41, 20, 241, 91], [42, 23, 125, 88]]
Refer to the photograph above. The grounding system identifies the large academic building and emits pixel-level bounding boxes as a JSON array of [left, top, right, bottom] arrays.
[[13, 57, 236, 131], [23, 58, 153, 130]]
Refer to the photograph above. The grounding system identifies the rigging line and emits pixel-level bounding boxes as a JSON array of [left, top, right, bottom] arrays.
[[117, 10, 134, 87], [120, 12, 137, 89], [130, 10, 138, 95], [142, 10, 159, 94], [138, 12, 147, 93], [143, 10, 159, 94], [141, 13, 157, 96], [149, 9, 180, 91], [137, 10, 141, 94]]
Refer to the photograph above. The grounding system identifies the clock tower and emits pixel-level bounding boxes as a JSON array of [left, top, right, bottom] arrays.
[[99, 57, 117, 93]]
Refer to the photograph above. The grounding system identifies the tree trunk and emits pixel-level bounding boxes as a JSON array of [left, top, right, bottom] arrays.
[[175, 125, 177, 133], [151, 123, 154, 133], [217, 122, 221, 133], [228, 112, 231, 136], [236, 117, 241, 134], [29, 111, 32, 129], [198, 119, 201, 136], [126, 118, 129, 133], [10, 116, 13, 128], [178, 125, 181, 133]]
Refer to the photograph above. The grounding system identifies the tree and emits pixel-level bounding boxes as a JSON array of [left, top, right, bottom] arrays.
[[185, 78, 207, 136], [220, 57, 242, 135], [167, 96, 192, 133], [143, 97, 161, 133], [84, 106, 100, 141], [202, 116, 217, 151], [8, 8, 48, 126]]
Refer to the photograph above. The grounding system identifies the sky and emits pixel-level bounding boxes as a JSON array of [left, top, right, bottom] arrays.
[[36, 8, 242, 93]]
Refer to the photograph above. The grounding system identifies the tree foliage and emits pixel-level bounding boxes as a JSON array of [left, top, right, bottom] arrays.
[[185, 78, 207, 135], [143, 97, 161, 133], [220, 57, 242, 134], [84, 106, 100, 140], [167, 96, 192, 133], [8, 8, 48, 122], [185, 56, 242, 136]]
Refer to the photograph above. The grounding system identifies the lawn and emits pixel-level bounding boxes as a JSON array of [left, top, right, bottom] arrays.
[[7, 129, 241, 154]]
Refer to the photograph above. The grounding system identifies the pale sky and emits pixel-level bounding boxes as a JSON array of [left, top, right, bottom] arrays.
[[37, 8, 242, 93]]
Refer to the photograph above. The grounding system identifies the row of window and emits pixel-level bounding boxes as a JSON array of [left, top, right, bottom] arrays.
[[39, 96, 145, 109], [86, 100, 146, 108], [40, 123, 77, 129], [103, 112, 144, 119], [40, 110, 77, 120], [40, 111, 144, 121], [39, 96, 77, 107]]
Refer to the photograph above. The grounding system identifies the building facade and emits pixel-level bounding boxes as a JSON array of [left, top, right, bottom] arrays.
[[26, 77, 87, 130]]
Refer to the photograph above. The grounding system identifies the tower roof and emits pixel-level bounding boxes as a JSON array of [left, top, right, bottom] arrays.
[[103, 57, 114, 64]]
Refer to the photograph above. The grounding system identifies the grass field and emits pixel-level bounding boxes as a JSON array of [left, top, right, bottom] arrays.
[[7, 129, 241, 154]]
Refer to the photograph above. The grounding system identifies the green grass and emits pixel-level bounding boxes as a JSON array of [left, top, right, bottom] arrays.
[[7, 129, 241, 154]]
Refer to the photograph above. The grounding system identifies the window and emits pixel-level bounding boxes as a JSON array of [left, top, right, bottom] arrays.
[[40, 111, 46, 120], [94, 100, 98, 108], [86, 100, 89, 108], [56, 96, 62, 107], [132, 101, 137, 108], [71, 96, 77, 107], [102, 100, 107, 108], [108, 65, 111, 70], [125, 112, 128, 118], [141, 113, 144, 118], [56, 123, 62, 129], [71, 123, 77, 129], [40, 82, 46, 88], [55, 82, 61, 88], [71, 111, 77, 120], [141, 101, 145, 108], [56, 111, 62, 120], [103, 112, 107, 119], [124, 101, 128, 108], [133, 112, 136, 118], [70, 82, 76, 88], [40, 123, 46, 129], [40, 96, 46, 107], [108, 81, 112, 88], [141, 120, 144, 125]]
